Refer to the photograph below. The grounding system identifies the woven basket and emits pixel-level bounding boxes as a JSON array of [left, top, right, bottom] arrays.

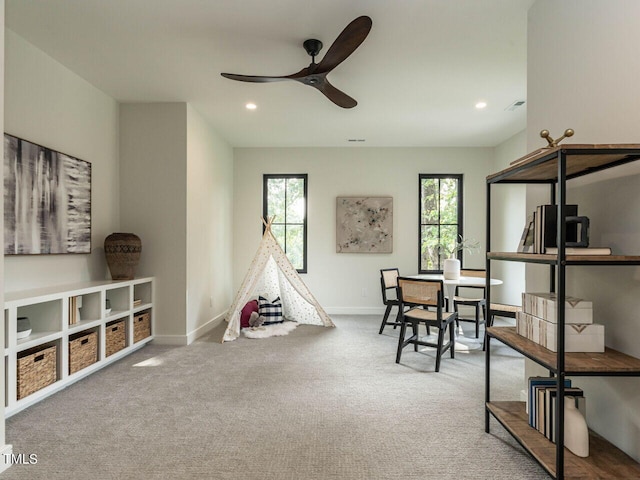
[[17, 345, 57, 400], [105, 319, 126, 357], [133, 311, 151, 343], [69, 330, 98, 374], [104, 233, 142, 280]]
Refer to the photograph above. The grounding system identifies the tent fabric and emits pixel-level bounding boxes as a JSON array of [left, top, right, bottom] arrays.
[[222, 221, 334, 342]]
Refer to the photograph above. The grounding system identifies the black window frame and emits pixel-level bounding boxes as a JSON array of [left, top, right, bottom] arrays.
[[262, 174, 308, 273], [418, 174, 464, 273]]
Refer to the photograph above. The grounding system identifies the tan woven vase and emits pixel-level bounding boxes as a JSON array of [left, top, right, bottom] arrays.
[[104, 233, 142, 280]]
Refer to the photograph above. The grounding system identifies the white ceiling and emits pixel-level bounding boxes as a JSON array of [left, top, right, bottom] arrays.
[[5, 0, 533, 148]]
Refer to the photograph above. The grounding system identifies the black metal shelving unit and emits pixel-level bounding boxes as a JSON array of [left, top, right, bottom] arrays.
[[484, 144, 640, 479]]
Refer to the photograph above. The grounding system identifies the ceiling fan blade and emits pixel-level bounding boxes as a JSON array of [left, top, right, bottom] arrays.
[[313, 79, 357, 109], [316, 16, 372, 74], [221, 73, 290, 83]]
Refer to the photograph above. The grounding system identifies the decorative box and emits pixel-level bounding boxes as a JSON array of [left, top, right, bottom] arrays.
[[516, 311, 604, 352], [522, 292, 593, 324]]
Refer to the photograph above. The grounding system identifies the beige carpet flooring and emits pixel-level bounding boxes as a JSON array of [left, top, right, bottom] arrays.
[[2, 315, 549, 479]]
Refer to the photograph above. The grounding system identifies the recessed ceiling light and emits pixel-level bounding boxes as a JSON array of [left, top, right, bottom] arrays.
[[245, 103, 257, 110], [475, 101, 487, 109]]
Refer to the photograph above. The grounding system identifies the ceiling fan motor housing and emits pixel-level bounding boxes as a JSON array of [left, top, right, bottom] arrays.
[[303, 39, 323, 58]]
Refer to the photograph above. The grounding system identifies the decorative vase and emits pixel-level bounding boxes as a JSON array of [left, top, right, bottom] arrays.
[[443, 258, 461, 280], [104, 233, 142, 280], [564, 396, 589, 457]]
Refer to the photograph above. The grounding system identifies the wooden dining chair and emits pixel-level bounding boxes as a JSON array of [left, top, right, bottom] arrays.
[[452, 268, 486, 338], [379, 268, 402, 334], [395, 277, 457, 372]]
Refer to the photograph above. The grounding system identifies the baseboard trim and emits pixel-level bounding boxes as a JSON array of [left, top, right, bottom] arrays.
[[324, 307, 386, 315], [152, 311, 227, 346], [188, 311, 227, 343]]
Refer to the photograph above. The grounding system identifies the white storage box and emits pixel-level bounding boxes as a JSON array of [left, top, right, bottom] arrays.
[[516, 311, 604, 352], [522, 292, 593, 324]]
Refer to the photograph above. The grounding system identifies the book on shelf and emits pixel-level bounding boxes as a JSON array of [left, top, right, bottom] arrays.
[[527, 376, 571, 426], [544, 246, 612, 255], [534, 204, 579, 254], [69, 296, 83, 324], [517, 215, 535, 253], [69, 296, 76, 325], [133, 299, 142, 307]]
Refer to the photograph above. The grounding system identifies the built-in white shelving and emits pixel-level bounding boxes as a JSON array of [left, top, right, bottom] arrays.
[[3, 277, 154, 417]]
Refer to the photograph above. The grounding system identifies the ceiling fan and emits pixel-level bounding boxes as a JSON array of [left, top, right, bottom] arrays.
[[221, 16, 372, 109]]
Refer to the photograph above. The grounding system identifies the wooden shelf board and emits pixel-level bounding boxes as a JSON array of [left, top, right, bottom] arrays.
[[487, 252, 640, 264], [487, 327, 640, 374], [487, 144, 640, 183], [487, 401, 640, 479]]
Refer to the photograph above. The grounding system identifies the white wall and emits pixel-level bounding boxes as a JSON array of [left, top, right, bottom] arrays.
[[186, 105, 234, 339], [233, 147, 493, 313], [528, 0, 640, 461], [4, 30, 120, 292], [119, 103, 188, 340], [491, 130, 527, 304], [120, 103, 235, 343], [0, 0, 9, 470]]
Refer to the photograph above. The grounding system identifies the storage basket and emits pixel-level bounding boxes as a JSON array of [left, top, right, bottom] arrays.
[[105, 319, 126, 357], [69, 330, 98, 374], [133, 311, 151, 343], [17, 345, 57, 400]]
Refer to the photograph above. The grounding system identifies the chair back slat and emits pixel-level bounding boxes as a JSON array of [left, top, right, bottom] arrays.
[[460, 269, 486, 279], [381, 268, 400, 289], [397, 278, 442, 307]]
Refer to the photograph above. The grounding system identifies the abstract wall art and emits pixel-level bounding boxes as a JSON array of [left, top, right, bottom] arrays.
[[336, 196, 393, 253], [4, 134, 92, 254]]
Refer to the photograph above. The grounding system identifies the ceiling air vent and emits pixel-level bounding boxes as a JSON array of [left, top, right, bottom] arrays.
[[505, 100, 526, 111]]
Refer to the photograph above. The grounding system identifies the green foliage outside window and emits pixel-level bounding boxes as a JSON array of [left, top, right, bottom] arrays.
[[419, 175, 463, 272], [264, 175, 307, 272]]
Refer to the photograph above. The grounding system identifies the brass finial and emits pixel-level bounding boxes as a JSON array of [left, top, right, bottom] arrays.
[[540, 128, 574, 147]]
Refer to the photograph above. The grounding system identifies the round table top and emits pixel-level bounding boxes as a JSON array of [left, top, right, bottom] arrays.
[[411, 273, 503, 287]]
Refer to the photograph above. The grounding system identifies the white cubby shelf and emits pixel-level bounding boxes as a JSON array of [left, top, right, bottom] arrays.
[[3, 277, 154, 417]]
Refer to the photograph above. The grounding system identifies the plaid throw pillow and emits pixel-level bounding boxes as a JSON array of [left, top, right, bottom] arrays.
[[258, 296, 283, 324]]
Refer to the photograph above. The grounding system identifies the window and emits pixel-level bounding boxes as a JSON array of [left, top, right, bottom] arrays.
[[263, 174, 308, 273], [419, 174, 463, 273]]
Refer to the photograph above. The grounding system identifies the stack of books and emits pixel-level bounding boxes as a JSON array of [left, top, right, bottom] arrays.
[[528, 376, 586, 442], [133, 299, 142, 307], [518, 204, 612, 255], [68, 296, 82, 325], [516, 292, 604, 352]]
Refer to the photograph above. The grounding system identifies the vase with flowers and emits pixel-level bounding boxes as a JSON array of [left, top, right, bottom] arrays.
[[437, 235, 480, 280]]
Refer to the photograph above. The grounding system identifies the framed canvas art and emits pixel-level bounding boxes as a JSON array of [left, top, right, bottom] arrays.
[[336, 196, 393, 253], [4, 134, 92, 254]]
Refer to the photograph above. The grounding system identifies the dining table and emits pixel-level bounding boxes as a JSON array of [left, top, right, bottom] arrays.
[[410, 273, 503, 312]]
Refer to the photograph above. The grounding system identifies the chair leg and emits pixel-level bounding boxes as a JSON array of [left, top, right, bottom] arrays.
[[449, 321, 455, 358], [454, 302, 459, 328], [475, 304, 480, 338], [379, 304, 393, 334], [396, 321, 407, 363], [393, 307, 402, 329], [413, 323, 419, 351], [435, 326, 445, 372]]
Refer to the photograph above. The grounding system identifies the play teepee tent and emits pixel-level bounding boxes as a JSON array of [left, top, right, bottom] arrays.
[[222, 218, 334, 342]]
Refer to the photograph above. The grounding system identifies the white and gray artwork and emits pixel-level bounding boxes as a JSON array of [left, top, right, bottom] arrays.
[[4, 134, 91, 254]]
